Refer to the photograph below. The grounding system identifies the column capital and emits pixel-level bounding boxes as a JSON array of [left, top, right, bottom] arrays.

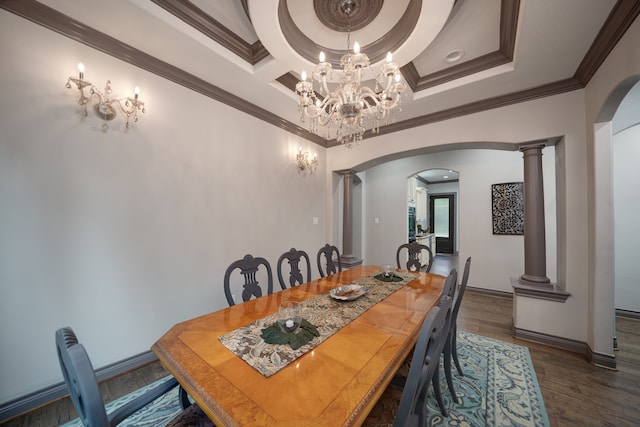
[[519, 143, 546, 153]]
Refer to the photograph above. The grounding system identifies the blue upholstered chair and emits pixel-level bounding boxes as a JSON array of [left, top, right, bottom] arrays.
[[277, 248, 311, 289], [55, 327, 213, 427], [317, 244, 342, 277], [224, 254, 273, 306]]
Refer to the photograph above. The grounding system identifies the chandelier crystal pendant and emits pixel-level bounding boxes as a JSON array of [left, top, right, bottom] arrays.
[[295, 0, 406, 147]]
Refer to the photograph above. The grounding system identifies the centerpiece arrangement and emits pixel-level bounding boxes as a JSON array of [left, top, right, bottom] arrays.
[[260, 301, 319, 350]]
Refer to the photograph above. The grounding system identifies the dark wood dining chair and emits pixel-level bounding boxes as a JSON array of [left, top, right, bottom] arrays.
[[224, 254, 273, 306], [396, 241, 433, 272], [389, 269, 457, 417], [277, 247, 311, 289], [365, 294, 453, 426], [55, 327, 212, 427], [450, 257, 471, 378], [438, 269, 459, 409], [317, 244, 342, 277]]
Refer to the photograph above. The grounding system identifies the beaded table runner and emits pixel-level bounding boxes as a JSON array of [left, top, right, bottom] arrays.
[[218, 272, 418, 377]]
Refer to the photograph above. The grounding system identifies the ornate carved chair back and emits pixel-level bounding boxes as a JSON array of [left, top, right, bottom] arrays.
[[396, 241, 433, 272], [316, 244, 343, 277], [277, 248, 312, 289], [224, 254, 274, 306]]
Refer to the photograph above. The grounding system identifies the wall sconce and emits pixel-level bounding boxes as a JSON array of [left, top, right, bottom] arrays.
[[65, 62, 146, 130], [296, 146, 319, 176]]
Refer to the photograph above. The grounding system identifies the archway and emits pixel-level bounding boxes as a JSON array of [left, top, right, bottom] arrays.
[[591, 75, 640, 368]]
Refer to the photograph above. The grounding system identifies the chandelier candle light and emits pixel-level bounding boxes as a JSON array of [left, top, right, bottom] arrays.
[[66, 62, 146, 130], [295, 0, 406, 147]]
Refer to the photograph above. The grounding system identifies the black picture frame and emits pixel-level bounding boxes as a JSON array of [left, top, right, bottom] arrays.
[[491, 182, 524, 235]]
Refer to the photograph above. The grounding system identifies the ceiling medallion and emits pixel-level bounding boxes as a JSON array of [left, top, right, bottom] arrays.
[[314, 0, 383, 32], [295, 0, 406, 147]]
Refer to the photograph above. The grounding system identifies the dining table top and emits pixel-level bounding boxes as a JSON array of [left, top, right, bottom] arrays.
[[151, 265, 445, 426]]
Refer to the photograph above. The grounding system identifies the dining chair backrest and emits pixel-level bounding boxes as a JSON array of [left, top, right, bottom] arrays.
[[57, 327, 110, 427], [277, 248, 311, 289], [396, 241, 433, 273], [317, 244, 342, 277], [56, 327, 188, 427], [393, 295, 453, 426], [440, 268, 458, 304], [224, 254, 274, 306], [449, 257, 472, 378], [453, 257, 471, 319]]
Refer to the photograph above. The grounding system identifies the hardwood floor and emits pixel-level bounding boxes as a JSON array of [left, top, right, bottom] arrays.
[[460, 293, 640, 427], [4, 257, 639, 426]]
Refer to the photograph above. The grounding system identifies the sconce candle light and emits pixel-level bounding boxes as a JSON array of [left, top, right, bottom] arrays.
[[296, 146, 319, 176], [66, 62, 146, 130]]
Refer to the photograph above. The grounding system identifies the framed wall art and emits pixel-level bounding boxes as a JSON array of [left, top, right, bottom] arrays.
[[491, 182, 524, 235]]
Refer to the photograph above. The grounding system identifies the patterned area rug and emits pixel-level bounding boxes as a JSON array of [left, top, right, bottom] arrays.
[[365, 331, 550, 427]]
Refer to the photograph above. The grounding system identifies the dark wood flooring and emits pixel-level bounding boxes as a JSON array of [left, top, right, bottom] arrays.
[[4, 255, 639, 426]]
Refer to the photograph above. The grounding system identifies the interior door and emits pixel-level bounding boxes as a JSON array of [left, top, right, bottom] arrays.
[[429, 194, 455, 254]]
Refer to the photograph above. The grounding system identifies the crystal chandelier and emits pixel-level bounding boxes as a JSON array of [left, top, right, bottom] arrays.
[[295, 0, 406, 147]]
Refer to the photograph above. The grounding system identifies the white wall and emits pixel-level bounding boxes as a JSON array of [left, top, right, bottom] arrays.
[[613, 124, 640, 312], [361, 148, 556, 292], [0, 12, 327, 404]]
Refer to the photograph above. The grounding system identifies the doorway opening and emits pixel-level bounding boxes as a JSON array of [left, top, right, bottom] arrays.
[[410, 168, 459, 256], [430, 194, 455, 254]]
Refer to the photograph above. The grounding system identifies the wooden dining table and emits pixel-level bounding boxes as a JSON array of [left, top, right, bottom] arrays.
[[151, 265, 445, 426]]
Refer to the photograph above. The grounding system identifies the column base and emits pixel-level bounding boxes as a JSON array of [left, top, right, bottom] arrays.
[[519, 273, 552, 288], [511, 277, 571, 302], [340, 255, 363, 269]]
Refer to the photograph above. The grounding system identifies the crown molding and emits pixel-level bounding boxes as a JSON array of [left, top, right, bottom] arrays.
[[150, 0, 269, 65], [0, 0, 327, 148], [325, 78, 583, 147], [402, 0, 519, 92], [1, 0, 636, 148], [574, 0, 640, 85]]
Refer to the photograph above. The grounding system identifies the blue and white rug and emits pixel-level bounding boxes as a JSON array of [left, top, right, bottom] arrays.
[[427, 331, 549, 426], [365, 331, 550, 426]]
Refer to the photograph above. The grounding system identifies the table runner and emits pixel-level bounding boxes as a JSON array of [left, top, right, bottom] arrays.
[[218, 272, 418, 377]]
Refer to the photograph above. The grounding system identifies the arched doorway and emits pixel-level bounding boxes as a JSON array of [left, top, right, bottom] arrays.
[[591, 76, 640, 368]]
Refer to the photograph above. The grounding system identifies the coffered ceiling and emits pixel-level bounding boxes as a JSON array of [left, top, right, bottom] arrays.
[[2, 0, 639, 147]]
